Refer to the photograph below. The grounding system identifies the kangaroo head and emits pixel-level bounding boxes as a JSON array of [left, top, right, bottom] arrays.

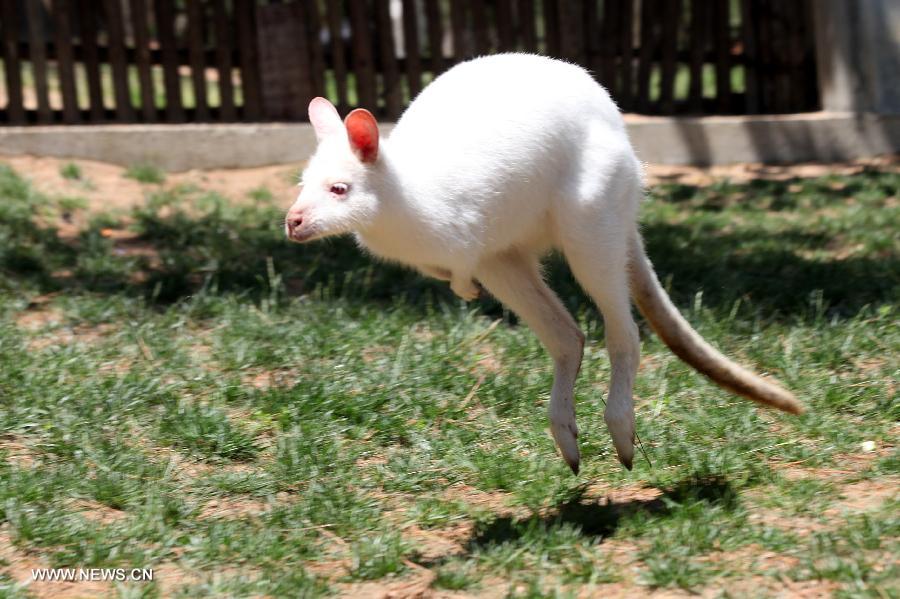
[[285, 98, 382, 243]]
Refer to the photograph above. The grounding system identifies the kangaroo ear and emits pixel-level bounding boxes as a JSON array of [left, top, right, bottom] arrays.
[[309, 97, 342, 140], [344, 109, 379, 164]]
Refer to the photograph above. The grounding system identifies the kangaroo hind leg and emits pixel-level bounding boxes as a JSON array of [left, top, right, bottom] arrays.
[[476, 250, 585, 474], [563, 230, 641, 469]]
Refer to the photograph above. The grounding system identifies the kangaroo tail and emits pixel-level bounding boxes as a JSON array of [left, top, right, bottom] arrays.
[[627, 230, 803, 414]]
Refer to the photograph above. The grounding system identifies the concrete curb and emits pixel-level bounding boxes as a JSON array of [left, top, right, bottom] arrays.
[[626, 112, 900, 166], [0, 112, 897, 171]]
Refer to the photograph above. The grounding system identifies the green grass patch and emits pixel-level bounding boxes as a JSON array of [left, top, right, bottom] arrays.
[[124, 163, 166, 185], [59, 162, 83, 180], [0, 161, 897, 596], [247, 186, 274, 202]]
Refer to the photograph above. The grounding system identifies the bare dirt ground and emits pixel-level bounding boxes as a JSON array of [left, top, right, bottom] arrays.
[[2, 154, 898, 218], [0, 154, 301, 215]]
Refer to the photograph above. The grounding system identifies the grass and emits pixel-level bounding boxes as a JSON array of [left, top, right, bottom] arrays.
[[0, 161, 897, 597], [246, 186, 274, 203], [59, 162, 82, 181], [124, 164, 166, 185]]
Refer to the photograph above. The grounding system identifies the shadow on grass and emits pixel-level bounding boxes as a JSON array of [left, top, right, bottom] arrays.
[[2, 169, 896, 320], [546, 226, 897, 322], [412, 476, 737, 568], [636, 223, 898, 317]]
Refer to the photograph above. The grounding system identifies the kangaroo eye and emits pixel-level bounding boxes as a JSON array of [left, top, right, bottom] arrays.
[[330, 183, 349, 196]]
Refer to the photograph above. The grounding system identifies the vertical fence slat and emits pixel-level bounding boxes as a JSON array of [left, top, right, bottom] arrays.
[[103, 0, 135, 122], [618, 0, 634, 111], [788, 0, 808, 112], [471, 0, 489, 55], [801, 0, 818, 110], [609, 0, 625, 98], [658, 0, 680, 114], [585, 0, 600, 79], [557, 0, 584, 65], [636, 0, 658, 113], [495, 0, 514, 52], [156, 0, 185, 122], [450, 0, 468, 61], [517, 0, 536, 52], [688, 0, 707, 113], [606, 0, 622, 98], [304, 0, 326, 100], [598, 0, 617, 96], [755, 0, 770, 112], [402, 0, 423, 98], [770, 1, 787, 113], [766, 1, 780, 113], [130, 0, 156, 122], [424, 0, 444, 75], [784, 0, 800, 112], [25, 0, 52, 122], [187, 0, 209, 121], [51, 0, 79, 123], [326, 0, 348, 111], [542, 0, 559, 56], [740, 0, 759, 114], [375, 0, 401, 118], [1, 0, 25, 123], [234, 0, 262, 120], [78, 0, 104, 121], [348, 0, 377, 109], [213, 0, 235, 120], [713, 0, 732, 113], [773, 1, 791, 113]]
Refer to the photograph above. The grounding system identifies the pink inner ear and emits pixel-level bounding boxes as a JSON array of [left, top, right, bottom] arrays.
[[344, 109, 379, 164], [308, 97, 342, 140]]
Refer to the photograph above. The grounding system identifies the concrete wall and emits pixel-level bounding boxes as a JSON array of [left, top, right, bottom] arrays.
[[625, 112, 900, 166], [1, 112, 897, 171], [0, 123, 327, 171]]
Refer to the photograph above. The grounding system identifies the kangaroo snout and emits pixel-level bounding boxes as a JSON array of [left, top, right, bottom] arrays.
[[286, 213, 303, 231], [285, 209, 313, 242]]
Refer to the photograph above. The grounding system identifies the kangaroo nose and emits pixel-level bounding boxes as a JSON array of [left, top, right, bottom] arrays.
[[286, 213, 304, 235], [285, 208, 312, 241]]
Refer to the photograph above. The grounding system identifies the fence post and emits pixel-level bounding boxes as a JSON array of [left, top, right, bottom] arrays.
[[131, 0, 157, 122], [556, 0, 584, 63], [156, 0, 185, 122], [349, 1, 377, 110], [255, 2, 312, 121], [51, 0, 80, 124], [813, 0, 900, 114], [1, 0, 26, 124], [24, 0, 52, 123], [235, 0, 262, 120]]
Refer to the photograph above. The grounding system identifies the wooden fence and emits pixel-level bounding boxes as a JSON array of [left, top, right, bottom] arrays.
[[0, 0, 819, 125]]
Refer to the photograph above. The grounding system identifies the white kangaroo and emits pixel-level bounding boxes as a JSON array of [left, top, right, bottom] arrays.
[[285, 53, 803, 474]]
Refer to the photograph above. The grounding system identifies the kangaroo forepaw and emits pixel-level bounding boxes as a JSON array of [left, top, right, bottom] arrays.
[[451, 278, 480, 301]]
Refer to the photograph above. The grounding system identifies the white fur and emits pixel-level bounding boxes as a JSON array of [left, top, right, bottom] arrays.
[[286, 53, 795, 473]]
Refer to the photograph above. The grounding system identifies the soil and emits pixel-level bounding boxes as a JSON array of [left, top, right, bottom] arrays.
[[2, 154, 897, 221], [0, 154, 302, 215]]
